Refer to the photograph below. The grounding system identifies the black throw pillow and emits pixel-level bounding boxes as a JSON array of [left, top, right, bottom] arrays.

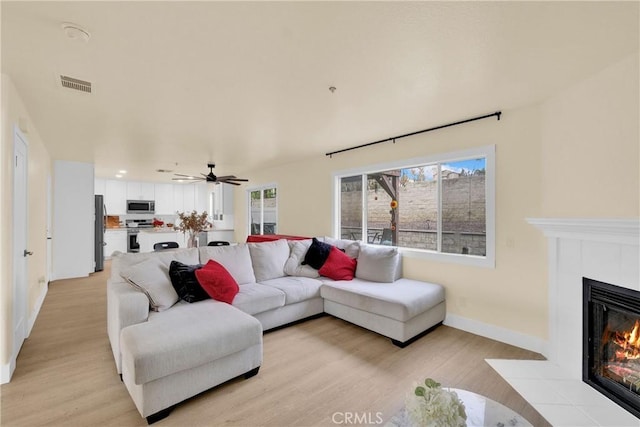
[[169, 261, 210, 303], [302, 238, 333, 270]]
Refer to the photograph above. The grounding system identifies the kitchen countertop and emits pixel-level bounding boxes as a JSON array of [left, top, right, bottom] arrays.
[[138, 228, 234, 233]]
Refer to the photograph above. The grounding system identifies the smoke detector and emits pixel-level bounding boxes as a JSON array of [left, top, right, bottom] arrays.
[[62, 22, 90, 43]]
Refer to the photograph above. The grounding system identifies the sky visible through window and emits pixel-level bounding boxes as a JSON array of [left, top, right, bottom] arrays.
[[401, 158, 485, 181]]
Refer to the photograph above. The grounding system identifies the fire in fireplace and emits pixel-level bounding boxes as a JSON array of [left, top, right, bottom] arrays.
[[583, 277, 640, 418]]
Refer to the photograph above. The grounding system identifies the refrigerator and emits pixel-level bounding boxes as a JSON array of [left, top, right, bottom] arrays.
[[95, 195, 106, 271]]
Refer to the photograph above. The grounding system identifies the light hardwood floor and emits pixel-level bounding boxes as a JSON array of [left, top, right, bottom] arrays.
[[1, 262, 550, 426]]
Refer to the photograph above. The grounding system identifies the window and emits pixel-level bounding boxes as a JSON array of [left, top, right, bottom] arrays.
[[334, 146, 495, 267], [248, 185, 277, 235]]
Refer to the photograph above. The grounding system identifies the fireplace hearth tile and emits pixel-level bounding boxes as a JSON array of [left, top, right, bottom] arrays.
[[505, 378, 571, 405], [534, 404, 598, 426], [487, 359, 640, 427], [578, 402, 640, 427], [554, 380, 618, 406]]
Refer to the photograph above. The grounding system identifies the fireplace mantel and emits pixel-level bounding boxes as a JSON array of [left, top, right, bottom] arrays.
[[527, 218, 639, 244]]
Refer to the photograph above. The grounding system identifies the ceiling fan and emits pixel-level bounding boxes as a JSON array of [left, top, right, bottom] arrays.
[[173, 163, 248, 186]]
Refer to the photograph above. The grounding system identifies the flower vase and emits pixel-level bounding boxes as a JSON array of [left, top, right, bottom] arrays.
[[405, 379, 467, 427], [187, 233, 198, 248]]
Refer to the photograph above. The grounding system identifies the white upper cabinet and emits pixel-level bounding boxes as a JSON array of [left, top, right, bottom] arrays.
[[182, 185, 196, 213], [127, 181, 155, 200], [94, 179, 218, 218], [154, 183, 175, 215], [173, 185, 185, 213], [211, 183, 234, 220], [195, 184, 210, 215], [105, 180, 127, 214]]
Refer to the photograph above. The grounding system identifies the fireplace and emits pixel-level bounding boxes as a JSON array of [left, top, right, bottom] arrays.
[[583, 277, 640, 418]]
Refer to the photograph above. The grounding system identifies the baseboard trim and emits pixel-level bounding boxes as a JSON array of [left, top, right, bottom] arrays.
[[1, 358, 16, 384], [27, 283, 48, 337], [444, 313, 548, 356]]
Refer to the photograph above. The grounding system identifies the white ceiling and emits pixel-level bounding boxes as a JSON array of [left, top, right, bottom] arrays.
[[2, 1, 638, 182]]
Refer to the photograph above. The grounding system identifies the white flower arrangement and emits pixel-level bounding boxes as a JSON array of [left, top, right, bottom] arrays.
[[405, 378, 467, 427]]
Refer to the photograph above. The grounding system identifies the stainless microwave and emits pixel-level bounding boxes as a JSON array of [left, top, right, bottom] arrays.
[[126, 200, 155, 214]]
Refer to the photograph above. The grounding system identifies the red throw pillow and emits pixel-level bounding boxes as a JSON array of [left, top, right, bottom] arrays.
[[195, 260, 239, 304], [318, 246, 357, 281]]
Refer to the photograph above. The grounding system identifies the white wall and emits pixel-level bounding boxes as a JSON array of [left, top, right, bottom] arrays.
[[540, 52, 639, 217], [235, 102, 548, 352], [52, 160, 95, 280], [234, 50, 640, 353], [1, 74, 51, 381]]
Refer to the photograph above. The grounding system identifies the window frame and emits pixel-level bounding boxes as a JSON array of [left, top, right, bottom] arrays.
[[246, 183, 278, 235], [332, 145, 495, 268]]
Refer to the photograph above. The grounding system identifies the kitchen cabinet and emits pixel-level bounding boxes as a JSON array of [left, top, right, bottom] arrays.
[[207, 229, 235, 243], [105, 180, 127, 214], [211, 183, 234, 220], [173, 185, 184, 213], [104, 229, 127, 258], [95, 179, 216, 218], [154, 183, 175, 215], [127, 181, 155, 201], [137, 230, 190, 252], [195, 184, 210, 214], [182, 185, 196, 213]]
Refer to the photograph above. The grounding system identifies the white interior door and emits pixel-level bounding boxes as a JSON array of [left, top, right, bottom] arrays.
[[12, 127, 28, 373], [47, 174, 52, 282]]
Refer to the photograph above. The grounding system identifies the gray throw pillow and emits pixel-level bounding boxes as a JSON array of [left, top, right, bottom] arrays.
[[120, 258, 179, 311], [323, 236, 360, 259], [355, 244, 401, 283]]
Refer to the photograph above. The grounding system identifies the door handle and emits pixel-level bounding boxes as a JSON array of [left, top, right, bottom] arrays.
[[24, 250, 33, 257]]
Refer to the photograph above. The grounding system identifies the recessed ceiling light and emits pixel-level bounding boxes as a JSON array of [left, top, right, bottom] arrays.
[[118, 170, 127, 174], [115, 174, 123, 178]]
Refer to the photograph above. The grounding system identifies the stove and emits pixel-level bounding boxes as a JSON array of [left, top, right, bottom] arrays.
[[126, 219, 153, 232], [126, 219, 153, 252]]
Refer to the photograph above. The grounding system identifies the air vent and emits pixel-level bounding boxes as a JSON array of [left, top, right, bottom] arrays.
[[60, 75, 91, 93]]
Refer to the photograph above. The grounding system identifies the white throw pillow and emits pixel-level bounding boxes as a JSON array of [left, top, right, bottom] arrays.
[[120, 258, 179, 311], [111, 248, 199, 281], [355, 244, 402, 283], [284, 239, 320, 278], [323, 236, 360, 259], [248, 239, 291, 282], [198, 244, 256, 285]]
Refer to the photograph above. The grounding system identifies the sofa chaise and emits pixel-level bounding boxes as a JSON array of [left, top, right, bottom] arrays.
[[107, 237, 445, 423]]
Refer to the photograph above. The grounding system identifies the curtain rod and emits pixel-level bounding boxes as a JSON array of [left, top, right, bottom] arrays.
[[325, 110, 502, 158]]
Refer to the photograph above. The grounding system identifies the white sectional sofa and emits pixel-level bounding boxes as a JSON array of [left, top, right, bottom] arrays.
[[107, 237, 445, 423]]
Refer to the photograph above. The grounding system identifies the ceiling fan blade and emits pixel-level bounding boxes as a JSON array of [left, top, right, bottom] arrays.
[[215, 175, 236, 180], [221, 178, 249, 182], [172, 177, 202, 182], [221, 181, 241, 186], [174, 173, 199, 178]]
